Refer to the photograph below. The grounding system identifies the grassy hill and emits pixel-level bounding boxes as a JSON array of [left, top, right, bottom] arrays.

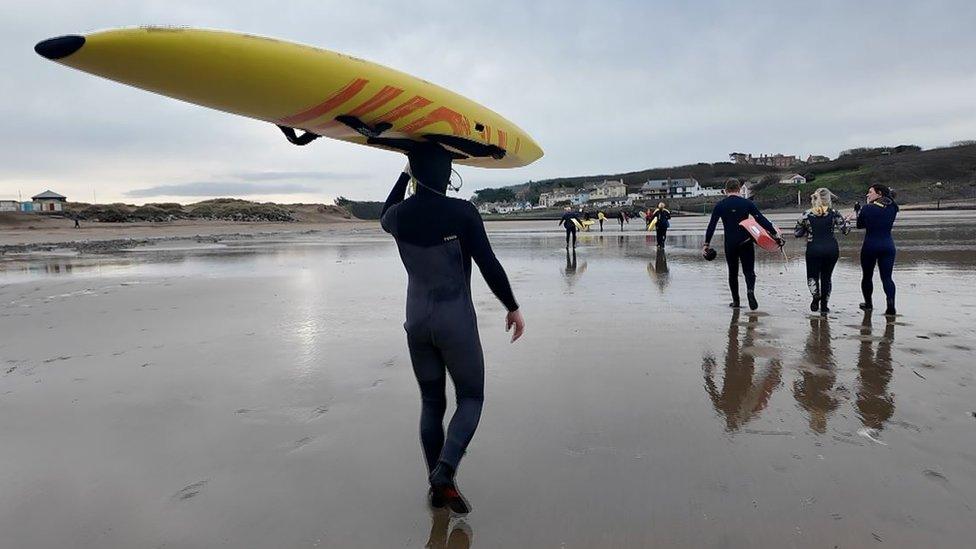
[[479, 143, 976, 210]]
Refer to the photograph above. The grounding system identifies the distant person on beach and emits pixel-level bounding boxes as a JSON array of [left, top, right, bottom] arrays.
[[598, 211, 606, 232], [648, 202, 672, 248], [559, 206, 580, 248], [73, 215, 80, 228], [380, 142, 525, 514], [703, 178, 783, 310], [794, 188, 850, 314], [850, 184, 899, 315], [617, 210, 627, 230]]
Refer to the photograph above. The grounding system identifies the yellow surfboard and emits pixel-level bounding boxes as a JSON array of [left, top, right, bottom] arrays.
[[35, 28, 543, 168]]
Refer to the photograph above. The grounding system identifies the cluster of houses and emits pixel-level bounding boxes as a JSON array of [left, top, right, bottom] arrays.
[[480, 178, 734, 214], [729, 152, 830, 168], [0, 190, 68, 213], [476, 169, 819, 215]]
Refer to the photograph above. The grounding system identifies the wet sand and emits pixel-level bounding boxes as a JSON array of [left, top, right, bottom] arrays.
[[1, 211, 974, 548]]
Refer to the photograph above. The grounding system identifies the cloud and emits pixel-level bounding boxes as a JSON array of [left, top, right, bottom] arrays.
[[125, 181, 318, 198], [4, 0, 976, 203], [234, 170, 365, 181]]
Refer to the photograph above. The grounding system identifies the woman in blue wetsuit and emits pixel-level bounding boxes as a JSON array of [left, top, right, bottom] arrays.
[[794, 188, 850, 314], [381, 142, 525, 514], [853, 184, 898, 315]]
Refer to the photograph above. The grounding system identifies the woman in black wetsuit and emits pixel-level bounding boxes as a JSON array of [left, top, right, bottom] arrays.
[[794, 188, 850, 314], [381, 142, 525, 513], [852, 184, 898, 315]]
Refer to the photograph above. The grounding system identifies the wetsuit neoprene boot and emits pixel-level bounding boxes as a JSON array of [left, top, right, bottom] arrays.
[[820, 297, 829, 315], [747, 292, 759, 311], [810, 296, 820, 312], [859, 301, 872, 311], [430, 462, 471, 514], [885, 298, 896, 316]]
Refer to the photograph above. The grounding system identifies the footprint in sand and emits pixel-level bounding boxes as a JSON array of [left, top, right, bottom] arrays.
[[289, 436, 314, 452], [310, 405, 329, 418], [173, 480, 208, 501]]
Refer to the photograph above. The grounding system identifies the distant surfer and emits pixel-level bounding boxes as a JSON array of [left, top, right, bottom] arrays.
[[850, 184, 898, 315], [703, 179, 783, 310], [793, 188, 850, 314], [381, 142, 525, 514], [617, 210, 628, 231], [559, 206, 580, 248], [648, 202, 672, 248], [598, 211, 606, 232]]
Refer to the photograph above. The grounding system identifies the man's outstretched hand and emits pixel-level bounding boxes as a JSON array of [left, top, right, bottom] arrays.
[[506, 309, 525, 343]]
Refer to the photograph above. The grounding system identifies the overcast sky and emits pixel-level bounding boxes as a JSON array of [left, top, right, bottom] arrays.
[[2, 0, 975, 204]]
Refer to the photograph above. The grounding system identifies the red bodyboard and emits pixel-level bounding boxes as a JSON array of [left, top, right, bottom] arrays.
[[739, 216, 780, 252]]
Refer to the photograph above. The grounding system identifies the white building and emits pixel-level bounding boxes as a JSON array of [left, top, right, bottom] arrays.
[[668, 178, 702, 198], [640, 180, 670, 200], [0, 200, 20, 212], [32, 190, 67, 212], [588, 179, 627, 200], [699, 187, 724, 197], [779, 174, 807, 185], [538, 189, 575, 208], [642, 178, 711, 199]]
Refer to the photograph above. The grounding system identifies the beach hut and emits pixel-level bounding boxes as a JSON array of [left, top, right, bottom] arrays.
[[31, 190, 67, 212]]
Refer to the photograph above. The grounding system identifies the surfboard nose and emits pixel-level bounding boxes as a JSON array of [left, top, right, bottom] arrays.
[[35, 35, 85, 60]]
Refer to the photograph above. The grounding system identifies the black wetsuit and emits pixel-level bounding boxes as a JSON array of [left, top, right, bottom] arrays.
[[794, 209, 849, 310], [705, 195, 777, 304], [856, 197, 898, 311], [559, 211, 580, 247], [381, 172, 518, 476], [650, 208, 672, 247]]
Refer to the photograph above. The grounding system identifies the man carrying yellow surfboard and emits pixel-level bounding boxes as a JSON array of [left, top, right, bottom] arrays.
[[380, 143, 525, 514]]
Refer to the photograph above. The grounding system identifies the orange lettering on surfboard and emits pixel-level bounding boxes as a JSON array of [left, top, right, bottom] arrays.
[[401, 106, 471, 136], [497, 129, 508, 150], [374, 96, 433, 123], [348, 86, 404, 117], [277, 78, 369, 127], [311, 85, 405, 133]]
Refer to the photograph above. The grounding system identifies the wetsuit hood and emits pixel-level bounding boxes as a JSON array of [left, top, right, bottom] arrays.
[[408, 142, 453, 195]]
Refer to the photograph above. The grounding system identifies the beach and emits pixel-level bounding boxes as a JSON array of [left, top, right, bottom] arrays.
[[1, 211, 974, 548]]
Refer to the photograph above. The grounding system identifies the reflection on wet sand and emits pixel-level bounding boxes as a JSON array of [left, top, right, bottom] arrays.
[[703, 310, 783, 431], [562, 248, 587, 289], [426, 510, 472, 549], [793, 316, 839, 433], [647, 247, 670, 293], [856, 311, 895, 430]]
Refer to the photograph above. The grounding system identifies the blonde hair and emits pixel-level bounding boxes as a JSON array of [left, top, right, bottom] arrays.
[[657, 202, 666, 209], [810, 187, 832, 215]]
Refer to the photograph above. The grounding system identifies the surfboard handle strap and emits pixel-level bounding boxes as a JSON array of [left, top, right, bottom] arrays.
[[334, 115, 393, 139], [276, 125, 321, 146], [277, 116, 507, 163]]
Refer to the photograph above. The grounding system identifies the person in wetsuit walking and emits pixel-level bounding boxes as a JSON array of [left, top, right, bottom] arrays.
[[703, 179, 782, 310], [852, 184, 898, 315], [381, 142, 525, 514], [648, 202, 672, 248], [793, 188, 850, 314], [559, 206, 580, 248]]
